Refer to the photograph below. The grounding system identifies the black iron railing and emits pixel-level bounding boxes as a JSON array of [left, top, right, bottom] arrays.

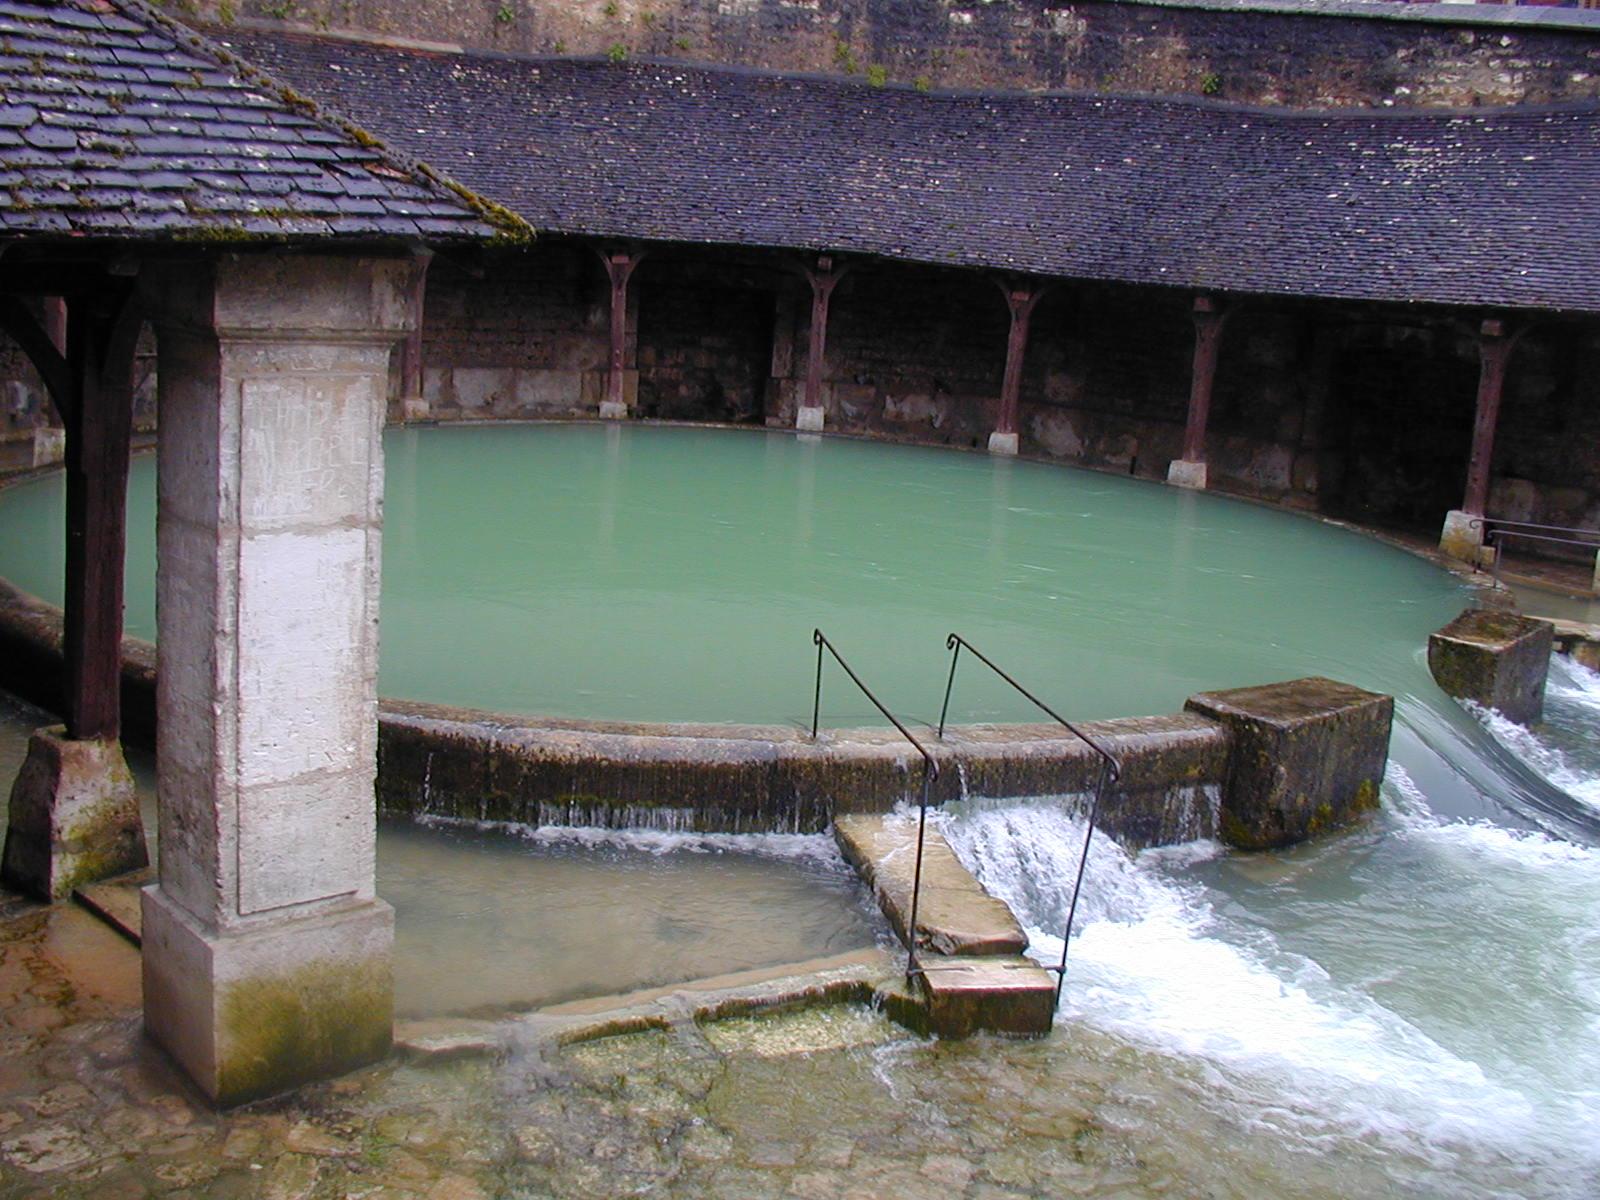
[[938, 634, 1122, 1005], [1470, 518, 1599, 587], [810, 629, 939, 984]]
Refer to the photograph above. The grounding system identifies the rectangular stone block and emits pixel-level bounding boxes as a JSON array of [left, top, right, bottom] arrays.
[[1428, 608, 1554, 726], [142, 887, 393, 1107], [1185, 677, 1392, 850], [236, 528, 375, 787], [240, 377, 379, 530], [920, 956, 1056, 1038], [833, 814, 1027, 957], [514, 368, 584, 411], [237, 770, 374, 915]]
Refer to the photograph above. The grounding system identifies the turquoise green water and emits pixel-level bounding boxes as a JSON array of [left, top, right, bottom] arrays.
[[0, 423, 1471, 726], [4, 425, 1600, 1194]]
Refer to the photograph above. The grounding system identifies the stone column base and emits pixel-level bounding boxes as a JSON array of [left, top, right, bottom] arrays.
[[1166, 458, 1208, 489], [400, 396, 430, 423], [795, 405, 825, 432], [31, 427, 65, 468], [2, 728, 147, 901], [987, 430, 1019, 457], [1439, 509, 1494, 566], [598, 400, 629, 420], [1186, 678, 1392, 850], [141, 887, 395, 1106]]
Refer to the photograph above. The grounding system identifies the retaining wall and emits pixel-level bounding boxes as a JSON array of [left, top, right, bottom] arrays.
[[184, 1, 1600, 107]]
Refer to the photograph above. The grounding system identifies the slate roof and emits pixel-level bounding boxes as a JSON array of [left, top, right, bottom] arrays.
[[0, 0, 503, 241], [220, 30, 1600, 314]]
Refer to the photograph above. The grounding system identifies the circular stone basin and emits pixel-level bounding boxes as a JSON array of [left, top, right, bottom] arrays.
[[0, 423, 1472, 728]]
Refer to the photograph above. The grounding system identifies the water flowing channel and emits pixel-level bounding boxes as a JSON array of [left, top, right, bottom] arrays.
[[1, 423, 1596, 1195]]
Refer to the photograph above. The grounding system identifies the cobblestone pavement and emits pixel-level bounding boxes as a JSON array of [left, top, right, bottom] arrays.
[[0, 896, 1417, 1200]]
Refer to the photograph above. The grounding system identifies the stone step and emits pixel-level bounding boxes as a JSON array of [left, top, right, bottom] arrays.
[[832, 813, 1027, 958], [919, 955, 1057, 1038]]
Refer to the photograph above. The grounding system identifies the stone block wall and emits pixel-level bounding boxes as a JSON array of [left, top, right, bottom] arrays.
[[181, 0, 1600, 108], [414, 243, 608, 422], [1489, 324, 1600, 543]]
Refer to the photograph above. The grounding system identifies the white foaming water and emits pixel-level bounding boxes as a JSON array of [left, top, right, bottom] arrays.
[[414, 813, 847, 867], [942, 784, 1600, 1196], [1465, 655, 1600, 813]]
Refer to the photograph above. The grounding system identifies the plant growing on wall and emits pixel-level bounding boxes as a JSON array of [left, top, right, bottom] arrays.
[[496, 2, 516, 24], [607, 42, 629, 63]]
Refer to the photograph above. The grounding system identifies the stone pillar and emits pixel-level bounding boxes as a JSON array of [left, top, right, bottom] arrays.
[[397, 249, 433, 423], [988, 280, 1044, 457], [798, 256, 845, 432], [1167, 295, 1227, 490], [599, 249, 644, 420], [137, 254, 412, 1105], [1440, 319, 1518, 564]]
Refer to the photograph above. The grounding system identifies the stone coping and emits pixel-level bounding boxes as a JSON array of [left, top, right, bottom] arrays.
[[397, 947, 905, 1060]]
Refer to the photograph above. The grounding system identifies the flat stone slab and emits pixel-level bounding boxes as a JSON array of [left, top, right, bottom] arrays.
[[919, 956, 1056, 1038], [73, 867, 152, 946], [833, 813, 1026, 957], [1428, 608, 1554, 725]]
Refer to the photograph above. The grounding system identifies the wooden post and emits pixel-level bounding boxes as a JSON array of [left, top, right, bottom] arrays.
[[398, 249, 432, 419], [599, 249, 645, 418], [798, 256, 846, 430], [990, 279, 1045, 454], [1168, 295, 1228, 489], [1181, 295, 1226, 463], [61, 290, 140, 742], [1, 281, 147, 903], [1461, 318, 1515, 518]]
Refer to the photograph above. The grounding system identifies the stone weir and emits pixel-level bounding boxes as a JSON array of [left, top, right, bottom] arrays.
[[376, 675, 1390, 853], [0, 579, 1392, 852]]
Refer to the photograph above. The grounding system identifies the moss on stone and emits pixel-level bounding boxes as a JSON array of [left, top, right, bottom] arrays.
[[216, 958, 392, 1106]]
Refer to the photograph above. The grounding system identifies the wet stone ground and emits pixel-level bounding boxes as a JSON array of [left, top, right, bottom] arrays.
[[0, 899, 1406, 1200]]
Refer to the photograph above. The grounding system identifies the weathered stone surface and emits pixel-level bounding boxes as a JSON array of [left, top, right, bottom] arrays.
[[833, 814, 1026, 958], [919, 956, 1056, 1039], [795, 405, 826, 432], [1439, 509, 1494, 567], [1552, 619, 1600, 673], [1, 728, 147, 902], [141, 886, 395, 1107], [74, 867, 152, 945], [1166, 458, 1207, 490], [376, 701, 1228, 848], [1185, 677, 1392, 850], [1428, 609, 1555, 725], [137, 255, 405, 1105]]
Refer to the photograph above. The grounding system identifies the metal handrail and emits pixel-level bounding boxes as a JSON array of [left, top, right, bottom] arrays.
[[938, 633, 1123, 1005], [810, 629, 940, 985], [1468, 517, 1599, 586]]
